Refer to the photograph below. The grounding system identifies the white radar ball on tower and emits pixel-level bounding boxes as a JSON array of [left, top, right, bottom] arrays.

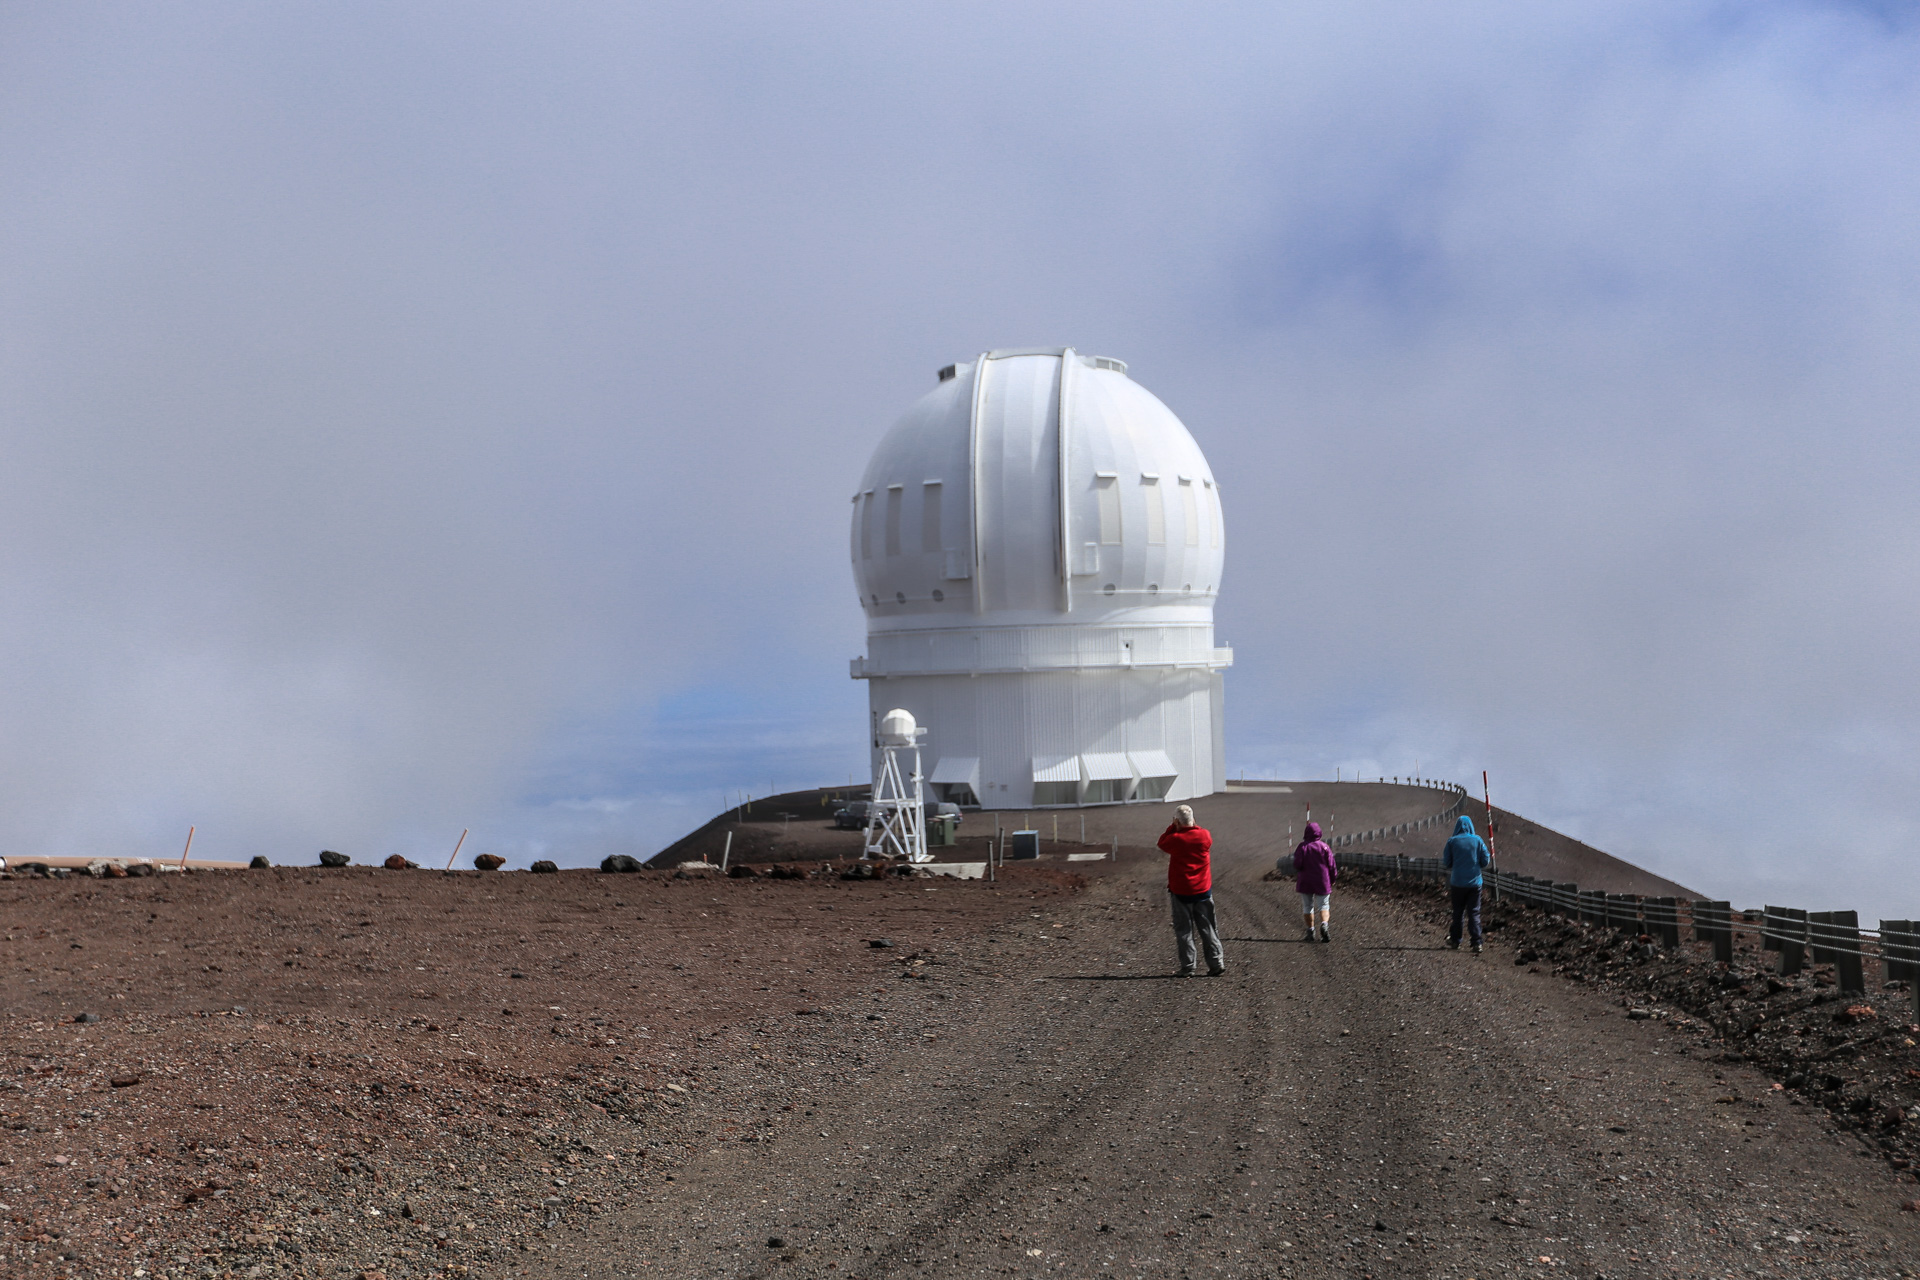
[[849, 347, 1230, 811]]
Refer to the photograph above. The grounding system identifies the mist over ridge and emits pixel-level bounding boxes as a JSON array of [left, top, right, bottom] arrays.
[[2, 2, 1917, 917]]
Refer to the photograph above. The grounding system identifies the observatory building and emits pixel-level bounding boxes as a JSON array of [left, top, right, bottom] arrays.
[[849, 348, 1230, 810]]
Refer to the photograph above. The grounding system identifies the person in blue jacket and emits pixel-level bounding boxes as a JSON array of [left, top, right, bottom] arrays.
[[1442, 815, 1493, 953]]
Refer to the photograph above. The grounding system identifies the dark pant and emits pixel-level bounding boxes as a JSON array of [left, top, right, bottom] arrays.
[[1449, 884, 1483, 945], [1170, 892, 1224, 974]]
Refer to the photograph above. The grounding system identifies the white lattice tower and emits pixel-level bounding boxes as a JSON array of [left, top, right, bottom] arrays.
[[865, 708, 928, 863]]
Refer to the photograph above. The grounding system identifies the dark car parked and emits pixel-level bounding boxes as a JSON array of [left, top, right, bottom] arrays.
[[834, 799, 960, 829]]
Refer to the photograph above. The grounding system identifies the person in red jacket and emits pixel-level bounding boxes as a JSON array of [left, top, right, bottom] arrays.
[[1156, 804, 1224, 977]]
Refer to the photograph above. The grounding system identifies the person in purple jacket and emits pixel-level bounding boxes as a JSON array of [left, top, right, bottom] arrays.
[[1291, 821, 1337, 943]]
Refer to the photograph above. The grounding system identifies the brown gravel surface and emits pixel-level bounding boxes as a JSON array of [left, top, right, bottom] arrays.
[[1343, 866, 1920, 1183], [522, 787, 1920, 1279], [10, 783, 1918, 1280], [0, 858, 1081, 1279]]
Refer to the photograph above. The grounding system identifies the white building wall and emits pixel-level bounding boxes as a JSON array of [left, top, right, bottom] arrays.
[[868, 665, 1222, 809]]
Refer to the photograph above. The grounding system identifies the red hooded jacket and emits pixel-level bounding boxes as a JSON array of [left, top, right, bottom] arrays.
[[1156, 823, 1213, 896]]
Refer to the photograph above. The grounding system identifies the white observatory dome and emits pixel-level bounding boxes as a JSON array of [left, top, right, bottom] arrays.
[[849, 348, 1230, 810]]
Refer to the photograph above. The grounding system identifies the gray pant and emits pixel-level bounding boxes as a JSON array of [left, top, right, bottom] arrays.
[[1170, 892, 1224, 974]]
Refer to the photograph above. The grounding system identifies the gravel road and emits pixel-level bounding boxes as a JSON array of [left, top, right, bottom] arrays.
[[527, 802, 1920, 1279]]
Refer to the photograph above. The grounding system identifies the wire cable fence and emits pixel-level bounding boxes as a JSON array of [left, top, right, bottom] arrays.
[[1338, 838, 1920, 1020], [1319, 780, 1471, 849]]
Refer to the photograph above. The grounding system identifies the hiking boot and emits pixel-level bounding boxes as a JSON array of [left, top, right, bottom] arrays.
[[1302, 928, 1317, 943], [1206, 967, 1226, 977], [1177, 968, 1196, 977], [1447, 939, 1460, 950], [1470, 940, 1483, 955], [1318, 924, 1332, 943]]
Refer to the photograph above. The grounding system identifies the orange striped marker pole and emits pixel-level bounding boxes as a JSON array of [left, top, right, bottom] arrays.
[[1482, 772, 1497, 861]]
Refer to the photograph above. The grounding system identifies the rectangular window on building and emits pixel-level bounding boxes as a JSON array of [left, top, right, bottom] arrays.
[[884, 484, 903, 557], [1208, 481, 1223, 548], [860, 491, 874, 559], [922, 481, 942, 553], [1095, 472, 1121, 544], [1180, 477, 1199, 546], [1032, 781, 1078, 806], [1142, 474, 1165, 545], [1132, 775, 1174, 801]]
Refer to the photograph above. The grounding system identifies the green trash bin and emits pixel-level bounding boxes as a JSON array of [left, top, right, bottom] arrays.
[[929, 815, 958, 847]]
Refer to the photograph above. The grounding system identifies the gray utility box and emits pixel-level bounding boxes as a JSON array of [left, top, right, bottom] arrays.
[[929, 815, 958, 847], [1009, 830, 1040, 860]]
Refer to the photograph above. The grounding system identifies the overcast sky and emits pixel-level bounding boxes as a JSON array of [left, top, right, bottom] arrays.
[[4, 2, 1917, 915]]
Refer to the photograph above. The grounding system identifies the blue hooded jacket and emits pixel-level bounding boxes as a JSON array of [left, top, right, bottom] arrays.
[[1442, 815, 1492, 887]]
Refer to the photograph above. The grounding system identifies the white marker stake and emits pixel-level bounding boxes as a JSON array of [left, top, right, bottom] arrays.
[[721, 830, 733, 872], [444, 828, 469, 871], [179, 826, 195, 870]]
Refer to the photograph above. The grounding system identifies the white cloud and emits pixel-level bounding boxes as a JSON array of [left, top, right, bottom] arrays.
[[1, 2, 1917, 915]]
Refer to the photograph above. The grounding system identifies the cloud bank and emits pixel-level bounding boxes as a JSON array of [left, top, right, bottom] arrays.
[[2, 2, 1917, 915]]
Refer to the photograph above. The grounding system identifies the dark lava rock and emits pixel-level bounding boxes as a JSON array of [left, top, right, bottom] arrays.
[[601, 854, 642, 873], [530, 860, 559, 874], [767, 1237, 786, 1248], [110, 1074, 141, 1088], [473, 853, 506, 871], [318, 851, 350, 868], [248, 856, 271, 869], [727, 863, 760, 878], [18, 861, 49, 877], [869, 937, 894, 949], [74, 1012, 100, 1024]]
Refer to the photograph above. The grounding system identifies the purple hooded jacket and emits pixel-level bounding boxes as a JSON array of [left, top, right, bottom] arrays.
[[1292, 822, 1337, 895]]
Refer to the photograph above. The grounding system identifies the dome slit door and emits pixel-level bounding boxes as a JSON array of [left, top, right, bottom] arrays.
[[966, 353, 991, 616], [1056, 348, 1075, 615]]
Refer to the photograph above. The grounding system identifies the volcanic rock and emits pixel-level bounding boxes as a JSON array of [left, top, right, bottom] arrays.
[[249, 856, 271, 869], [126, 862, 154, 877], [383, 854, 416, 870], [601, 854, 642, 873], [319, 851, 350, 868], [727, 863, 760, 878], [531, 860, 559, 874], [474, 854, 506, 871]]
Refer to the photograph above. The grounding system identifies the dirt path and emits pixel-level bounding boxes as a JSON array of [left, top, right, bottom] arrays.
[[528, 829, 1920, 1279]]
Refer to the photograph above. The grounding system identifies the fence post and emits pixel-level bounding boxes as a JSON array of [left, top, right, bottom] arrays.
[[1693, 900, 1733, 963], [1809, 910, 1865, 993], [1765, 906, 1807, 975], [1881, 921, 1919, 1021], [1578, 889, 1604, 928], [1648, 897, 1680, 948]]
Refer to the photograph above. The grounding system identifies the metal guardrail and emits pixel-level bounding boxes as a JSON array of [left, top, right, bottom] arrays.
[[1324, 782, 1470, 850], [1338, 845, 1920, 1019]]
